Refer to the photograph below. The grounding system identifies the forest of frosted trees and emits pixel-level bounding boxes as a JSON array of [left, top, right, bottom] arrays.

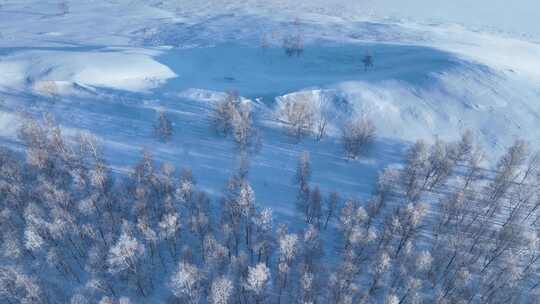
[[2, 112, 540, 304]]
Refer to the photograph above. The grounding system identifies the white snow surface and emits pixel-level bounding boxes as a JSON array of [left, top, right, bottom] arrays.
[[0, 0, 540, 218], [0, 48, 176, 92]]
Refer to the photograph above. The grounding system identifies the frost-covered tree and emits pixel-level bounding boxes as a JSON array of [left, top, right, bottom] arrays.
[[203, 234, 229, 275], [212, 91, 259, 151], [278, 94, 316, 141], [295, 151, 311, 189], [388, 202, 428, 258], [158, 212, 180, 258], [279, 233, 299, 265], [315, 113, 328, 142], [97, 296, 131, 304], [451, 129, 475, 163], [0, 267, 44, 304], [483, 139, 528, 215], [191, 191, 212, 253], [213, 91, 238, 135], [295, 151, 312, 216], [252, 208, 274, 264], [4, 114, 540, 303], [231, 102, 256, 151], [306, 186, 322, 227], [298, 270, 316, 304], [341, 116, 375, 159], [209, 276, 234, 304], [153, 110, 173, 142], [220, 170, 257, 258], [422, 139, 456, 191], [323, 191, 339, 229], [170, 261, 205, 304], [385, 293, 399, 304], [276, 229, 299, 304], [301, 225, 323, 274], [402, 140, 429, 202], [359, 250, 391, 303], [108, 228, 147, 296], [245, 263, 271, 304]]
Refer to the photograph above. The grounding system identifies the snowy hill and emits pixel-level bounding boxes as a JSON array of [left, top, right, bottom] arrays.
[[0, 0, 539, 213], [1, 1, 540, 303]]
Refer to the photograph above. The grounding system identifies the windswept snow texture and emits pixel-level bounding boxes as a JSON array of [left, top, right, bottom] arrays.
[[0, 1, 540, 215]]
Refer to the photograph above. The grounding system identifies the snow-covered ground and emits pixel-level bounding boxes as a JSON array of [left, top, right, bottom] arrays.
[[2, 1, 540, 303], [1, 0, 540, 217]]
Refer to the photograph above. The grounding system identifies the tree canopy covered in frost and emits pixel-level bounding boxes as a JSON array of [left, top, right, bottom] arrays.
[[212, 91, 259, 152], [2, 115, 540, 303]]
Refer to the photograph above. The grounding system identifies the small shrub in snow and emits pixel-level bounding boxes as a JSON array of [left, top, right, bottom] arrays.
[[283, 33, 304, 57], [282, 19, 304, 57], [58, 2, 69, 16], [362, 52, 374, 71], [260, 33, 270, 49]]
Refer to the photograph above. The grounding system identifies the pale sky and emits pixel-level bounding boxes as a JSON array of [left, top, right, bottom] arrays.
[[366, 0, 540, 38]]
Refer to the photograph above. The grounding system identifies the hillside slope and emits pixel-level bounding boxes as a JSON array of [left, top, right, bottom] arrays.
[[1, 1, 540, 303], [0, 0, 538, 217]]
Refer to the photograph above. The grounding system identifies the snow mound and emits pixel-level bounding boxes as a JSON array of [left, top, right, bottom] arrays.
[[271, 60, 540, 160], [0, 48, 176, 93]]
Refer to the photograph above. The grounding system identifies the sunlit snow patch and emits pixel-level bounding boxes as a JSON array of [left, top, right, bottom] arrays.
[[0, 48, 176, 93]]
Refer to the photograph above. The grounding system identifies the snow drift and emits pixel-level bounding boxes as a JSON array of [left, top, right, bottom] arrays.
[[0, 48, 176, 93]]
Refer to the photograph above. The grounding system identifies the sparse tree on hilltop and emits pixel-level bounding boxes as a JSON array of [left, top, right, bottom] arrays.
[[213, 91, 259, 151], [362, 52, 374, 71], [283, 34, 304, 57], [279, 95, 316, 141]]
